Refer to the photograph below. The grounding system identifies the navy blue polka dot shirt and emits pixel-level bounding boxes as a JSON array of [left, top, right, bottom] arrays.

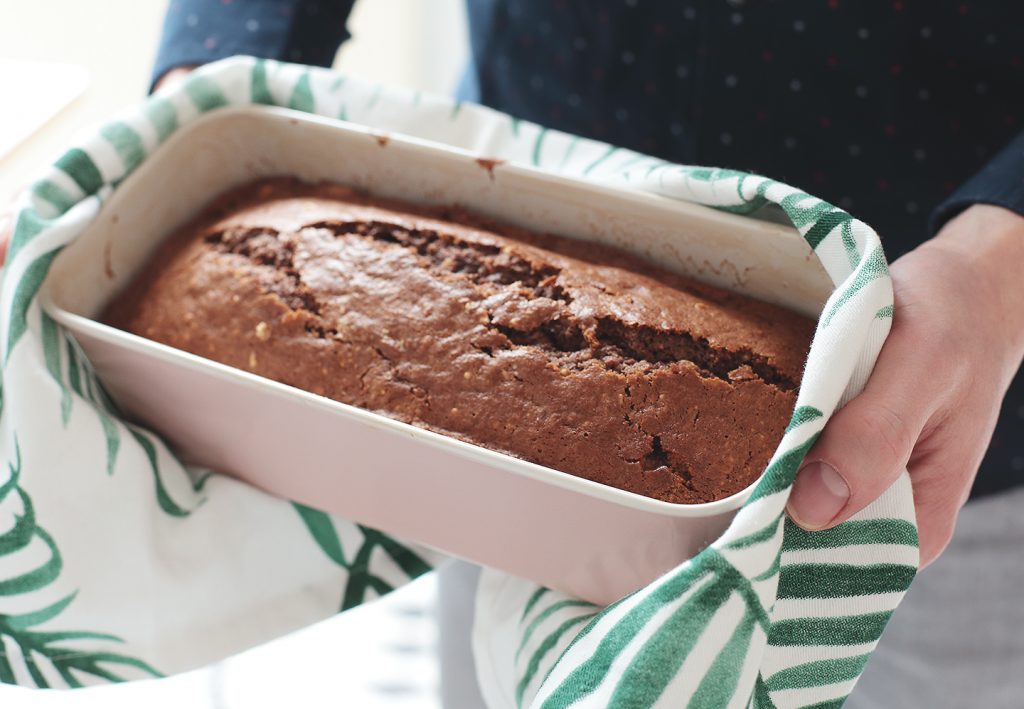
[[154, 0, 1024, 499]]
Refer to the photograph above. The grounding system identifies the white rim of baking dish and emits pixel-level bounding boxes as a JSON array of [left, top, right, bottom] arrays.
[[41, 105, 810, 519]]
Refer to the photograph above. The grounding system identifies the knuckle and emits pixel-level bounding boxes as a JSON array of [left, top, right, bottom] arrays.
[[896, 318, 957, 374]]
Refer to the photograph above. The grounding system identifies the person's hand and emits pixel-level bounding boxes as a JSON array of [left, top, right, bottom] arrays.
[[0, 214, 10, 264], [786, 203, 1024, 567], [0, 189, 21, 265], [153, 65, 197, 93]]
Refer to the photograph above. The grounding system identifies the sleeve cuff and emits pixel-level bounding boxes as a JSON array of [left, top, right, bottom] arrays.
[[930, 130, 1024, 234], [151, 0, 355, 92]]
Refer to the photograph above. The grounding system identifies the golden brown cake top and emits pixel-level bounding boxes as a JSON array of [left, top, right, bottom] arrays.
[[104, 178, 815, 504], [195, 178, 813, 387]]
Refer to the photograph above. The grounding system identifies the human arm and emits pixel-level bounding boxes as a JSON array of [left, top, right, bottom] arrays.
[[151, 0, 357, 90], [788, 131, 1024, 567]]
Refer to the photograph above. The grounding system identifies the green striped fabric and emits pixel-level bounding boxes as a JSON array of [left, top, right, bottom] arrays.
[[474, 149, 917, 706], [0, 57, 916, 703]]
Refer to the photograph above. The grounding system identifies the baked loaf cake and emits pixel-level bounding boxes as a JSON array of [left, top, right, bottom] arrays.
[[104, 178, 814, 504]]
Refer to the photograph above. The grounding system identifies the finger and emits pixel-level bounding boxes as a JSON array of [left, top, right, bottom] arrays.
[[910, 458, 963, 567], [0, 209, 12, 265], [906, 396, 997, 566], [153, 65, 197, 93], [0, 186, 25, 266], [786, 323, 942, 531]]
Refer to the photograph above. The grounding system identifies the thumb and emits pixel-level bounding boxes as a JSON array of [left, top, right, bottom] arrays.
[[786, 341, 932, 531]]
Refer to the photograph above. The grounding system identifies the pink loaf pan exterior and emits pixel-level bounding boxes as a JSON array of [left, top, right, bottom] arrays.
[[41, 106, 831, 605]]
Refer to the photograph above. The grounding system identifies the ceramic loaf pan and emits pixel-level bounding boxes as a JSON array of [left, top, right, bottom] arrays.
[[41, 106, 831, 605]]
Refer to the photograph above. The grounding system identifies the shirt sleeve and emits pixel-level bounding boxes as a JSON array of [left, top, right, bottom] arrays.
[[151, 0, 357, 90], [930, 130, 1024, 234]]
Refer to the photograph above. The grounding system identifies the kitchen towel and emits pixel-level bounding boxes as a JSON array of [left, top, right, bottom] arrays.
[[0, 57, 916, 706]]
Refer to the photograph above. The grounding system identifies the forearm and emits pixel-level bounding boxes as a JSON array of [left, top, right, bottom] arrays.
[[931, 131, 1024, 235], [917, 129, 1024, 368]]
